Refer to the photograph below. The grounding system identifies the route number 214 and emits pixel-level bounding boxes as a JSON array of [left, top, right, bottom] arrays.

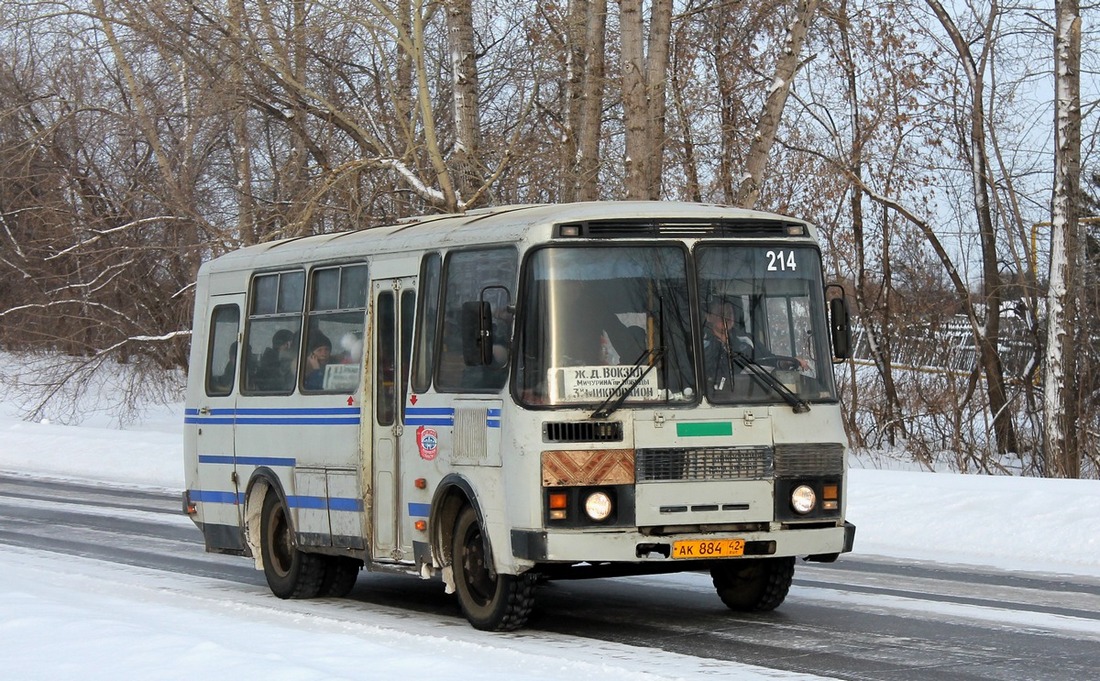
[[766, 249, 797, 272]]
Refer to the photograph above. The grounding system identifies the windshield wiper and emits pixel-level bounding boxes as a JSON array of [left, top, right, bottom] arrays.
[[590, 346, 664, 420], [728, 351, 811, 414]]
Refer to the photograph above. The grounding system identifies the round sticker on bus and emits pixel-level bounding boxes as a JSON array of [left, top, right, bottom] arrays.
[[417, 426, 438, 461]]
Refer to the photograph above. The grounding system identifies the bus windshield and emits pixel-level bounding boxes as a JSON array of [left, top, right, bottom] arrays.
[[515, 245, 695, 407], [515, 243, 838, 409], [696, 244, 837, 405]]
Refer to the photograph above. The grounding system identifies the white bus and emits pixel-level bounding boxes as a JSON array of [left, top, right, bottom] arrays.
[[183, 201, 855, 631]]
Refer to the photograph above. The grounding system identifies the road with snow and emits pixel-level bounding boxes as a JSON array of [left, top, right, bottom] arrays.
[[3, 473, 1099, 681]]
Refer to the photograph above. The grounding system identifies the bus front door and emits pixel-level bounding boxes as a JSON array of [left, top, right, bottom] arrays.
[[369, 277, 416, 561]]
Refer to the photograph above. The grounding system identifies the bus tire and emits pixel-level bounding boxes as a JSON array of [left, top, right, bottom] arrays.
[[260, 492, 325, 599], [710, 557, 795, 612], [320, 556, 361, 598], [451, 506, 536, 631]]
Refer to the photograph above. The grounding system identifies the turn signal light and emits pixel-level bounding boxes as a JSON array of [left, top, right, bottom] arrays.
[[414, 478, 428, 490], [548, 492, 568, 520], [414, 520, 427, 531]]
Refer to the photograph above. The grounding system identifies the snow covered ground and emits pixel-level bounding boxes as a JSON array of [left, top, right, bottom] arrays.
[[0, 361, 1098, 680]]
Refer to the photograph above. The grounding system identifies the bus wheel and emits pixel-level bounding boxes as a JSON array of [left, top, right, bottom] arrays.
[[710, 557, 795, 612], [260, 492, 325, 599], [451, 506, 536, 631], [320, 556, 361, 598]]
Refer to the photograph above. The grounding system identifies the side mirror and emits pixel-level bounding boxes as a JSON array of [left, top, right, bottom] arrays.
[[828, 291, 852, 360], [461, 301, 493, 366]]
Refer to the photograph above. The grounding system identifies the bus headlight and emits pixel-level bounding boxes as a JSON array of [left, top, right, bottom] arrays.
[[791, 485, 816, 514], [584, 491, 613, 521]]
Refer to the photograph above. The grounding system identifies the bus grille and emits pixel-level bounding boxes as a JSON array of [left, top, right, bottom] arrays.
[[774, 443, 845, 477], [543, 421, 624, 443], [635, 447, 773, 482]]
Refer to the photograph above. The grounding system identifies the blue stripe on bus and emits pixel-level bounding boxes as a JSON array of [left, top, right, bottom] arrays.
[[234, 416, 360, 425], [187, 417, 359, 425], [487, 408, 501, 416], [190, 492, 364, 512], [408, 502, 431, 517], [198, 455, 297, 467], [405, 406, 455, 426], [404, 417, 454, 426], [328, 497, 364, 512], [187, 407, 358, 415], [190, 489, 243, 504], [286, 495, 326, 510], [236, 407, 359, 416], [185, 406, 361, 426], [286, 495, 363, 512]]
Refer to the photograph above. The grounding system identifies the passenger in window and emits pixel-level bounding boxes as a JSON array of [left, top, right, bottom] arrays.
[[214, 341, 238, 392], [304, 332, 332, 390], [257, 330, 295, 391], [338, 332, 363, 364]]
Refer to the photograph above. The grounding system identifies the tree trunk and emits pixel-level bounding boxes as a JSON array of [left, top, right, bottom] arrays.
[[926, 0, 1018, 454], [734, 0, 819, 209], [577, 0, 607, 201], [618, 0, 670, 200], [443, 0, 482, 207], [619, 0, 648, 199], [644, 0, 672, 194], [228, 0, 256, 245], [1045, 0, 1083, 478], [560, 0, 587, 203]]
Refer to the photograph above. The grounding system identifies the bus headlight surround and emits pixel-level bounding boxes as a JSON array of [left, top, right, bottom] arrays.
[[791, 485, 817, 515], [584, 491, 613, 521]]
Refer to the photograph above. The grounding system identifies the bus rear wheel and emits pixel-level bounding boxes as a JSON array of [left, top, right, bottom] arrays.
[[451, 506, 536, 631], [710, 557, 795, 612], [260, 492, 325, 599], [320, 556, 361, 598]]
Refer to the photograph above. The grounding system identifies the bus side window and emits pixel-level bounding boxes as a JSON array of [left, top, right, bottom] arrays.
[[205, 305, 240, 397], [243, 271, 304, 394], [399, 289, 416, 420], [436, 248, 517, 392], [303, 263, 368, 394], [376, 290, 396, 425], [411, 253, 441, 394]]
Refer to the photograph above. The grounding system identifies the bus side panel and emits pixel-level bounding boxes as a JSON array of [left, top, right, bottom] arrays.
[[232, 394, 363, 552]]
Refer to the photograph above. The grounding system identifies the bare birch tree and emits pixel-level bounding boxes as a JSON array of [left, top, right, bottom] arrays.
[[619, 0, 671, 199], [734, 0, 820, 209], [1045, 0, 1083, 477], [558, 0, 607, 202], [923, 0, 1019, 455]]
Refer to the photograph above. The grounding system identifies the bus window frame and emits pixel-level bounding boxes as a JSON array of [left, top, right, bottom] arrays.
[[511, 241, 696, 410], [204, 304, 240, 397], [301, 262, 369, 395], [433, 246, 518, 394], [410, 252, 442, 394], [241, 268, 305, 396]]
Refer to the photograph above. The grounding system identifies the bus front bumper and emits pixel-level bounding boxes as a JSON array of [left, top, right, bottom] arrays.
[[511, 521, 855, 565]]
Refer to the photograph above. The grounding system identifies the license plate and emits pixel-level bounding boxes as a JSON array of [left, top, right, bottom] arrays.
[[671, 538, 745, 559]]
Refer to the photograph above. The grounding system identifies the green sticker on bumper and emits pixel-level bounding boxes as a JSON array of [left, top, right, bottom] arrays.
[[676, 421, 733, 437]]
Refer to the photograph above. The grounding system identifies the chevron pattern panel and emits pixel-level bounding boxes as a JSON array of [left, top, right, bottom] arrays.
[[541, 449, 635, 487]]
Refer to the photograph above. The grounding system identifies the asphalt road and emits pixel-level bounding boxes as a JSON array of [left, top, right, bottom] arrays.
[[3, 473, 1098, 680]]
